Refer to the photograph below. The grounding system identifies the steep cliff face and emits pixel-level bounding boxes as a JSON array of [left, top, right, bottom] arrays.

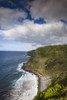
[[27, 45, 67, 100]]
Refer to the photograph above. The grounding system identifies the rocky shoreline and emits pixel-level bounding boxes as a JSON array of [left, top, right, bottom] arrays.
[[22, 63, 51, 92]]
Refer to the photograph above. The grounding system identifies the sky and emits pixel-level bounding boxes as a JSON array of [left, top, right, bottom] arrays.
[[0, 0, 67, 51]]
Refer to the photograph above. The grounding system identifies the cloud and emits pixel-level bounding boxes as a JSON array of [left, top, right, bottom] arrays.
[[0, 7, 27, 28], [0, 20, 67, 46], [29, 0, 67, 22], [0, 0, 67, 50]]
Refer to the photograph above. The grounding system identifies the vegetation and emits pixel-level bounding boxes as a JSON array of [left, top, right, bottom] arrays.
[[33, 84, 64, 100], [26, 45, 67, 100]]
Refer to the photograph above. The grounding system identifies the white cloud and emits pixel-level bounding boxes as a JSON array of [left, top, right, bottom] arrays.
[[0, 20, 67, 46], [29, 0, 67, 22], [0, 7, 27, 28], [0, 0, 67, 51]]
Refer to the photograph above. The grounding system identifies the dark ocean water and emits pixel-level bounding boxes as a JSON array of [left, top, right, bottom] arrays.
[[0, 51, 30, 100]]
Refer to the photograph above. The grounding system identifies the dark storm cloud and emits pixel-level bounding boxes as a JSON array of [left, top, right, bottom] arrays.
[[29, 0, 67, 22]]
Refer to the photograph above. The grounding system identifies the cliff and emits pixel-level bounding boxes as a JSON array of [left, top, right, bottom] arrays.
[[26, 45, 67, 100]]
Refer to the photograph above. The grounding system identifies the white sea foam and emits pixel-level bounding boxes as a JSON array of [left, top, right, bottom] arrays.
[[17, 62, 24, 72], [9, 62, 38, 100]]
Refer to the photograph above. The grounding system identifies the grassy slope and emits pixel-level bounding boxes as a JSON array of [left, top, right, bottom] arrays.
[[27, 45, 67, 100]]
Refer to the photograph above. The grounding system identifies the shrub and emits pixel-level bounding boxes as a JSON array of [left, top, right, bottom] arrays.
[[33, 84, 63, 100], [44, 84, 63, 99]]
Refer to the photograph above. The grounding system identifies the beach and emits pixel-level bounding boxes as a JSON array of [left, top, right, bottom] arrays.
[[22, 63, 51, 92]]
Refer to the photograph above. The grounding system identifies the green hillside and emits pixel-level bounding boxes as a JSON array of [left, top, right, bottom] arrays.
[[26, 45, 67, 100]]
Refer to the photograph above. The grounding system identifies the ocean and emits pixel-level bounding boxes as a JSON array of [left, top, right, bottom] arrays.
[[0, 51, 38, 100]]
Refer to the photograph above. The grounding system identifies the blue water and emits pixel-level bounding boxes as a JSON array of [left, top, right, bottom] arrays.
[[0, 51, 30, 99]]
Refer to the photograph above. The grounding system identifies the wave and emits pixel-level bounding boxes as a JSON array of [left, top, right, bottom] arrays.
[[9, 62, 38, 100], [17, 62, 25, 72]]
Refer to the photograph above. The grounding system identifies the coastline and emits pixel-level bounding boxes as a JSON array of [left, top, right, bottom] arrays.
[[22, 63, 51, 92]]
